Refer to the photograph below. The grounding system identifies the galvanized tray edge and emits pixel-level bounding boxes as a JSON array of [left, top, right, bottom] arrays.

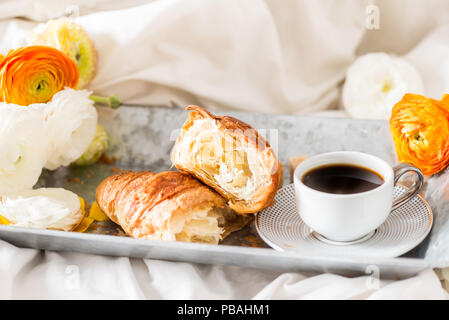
[[0, 224, 446, 280]]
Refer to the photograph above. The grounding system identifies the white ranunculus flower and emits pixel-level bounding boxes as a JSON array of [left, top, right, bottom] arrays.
[[34, 88, 98, 170], [0, 188, 83, 231], [0, 103, 47, 194], [342, 52, 424, 120]]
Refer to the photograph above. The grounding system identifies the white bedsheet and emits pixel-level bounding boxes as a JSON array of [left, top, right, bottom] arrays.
[[0, 0, 449, 299]]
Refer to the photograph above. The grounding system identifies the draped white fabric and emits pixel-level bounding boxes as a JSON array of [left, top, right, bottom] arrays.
[[0, 239, 447, 299], [0, 0, 448, 299]]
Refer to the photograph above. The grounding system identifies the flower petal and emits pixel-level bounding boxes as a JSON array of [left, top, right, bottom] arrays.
[[0, 188, 84, 231], [390, 94, 449, 175], [0, 103, 47, 194], [32, 88, 98, 170], [343, 53, 423, 120], [0, 46, 78, 105], [88, 201, 109, 222]]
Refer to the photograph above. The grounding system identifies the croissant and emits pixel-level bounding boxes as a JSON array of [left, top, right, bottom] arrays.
[[96, 170, 250, 243], [171, 106, 282, 214]]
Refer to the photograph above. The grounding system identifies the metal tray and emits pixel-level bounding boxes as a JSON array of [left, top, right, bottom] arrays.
[[1, 105, 448, 280]]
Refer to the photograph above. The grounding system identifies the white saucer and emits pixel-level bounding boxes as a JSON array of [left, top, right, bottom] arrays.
[[255, 184, 433, 258]]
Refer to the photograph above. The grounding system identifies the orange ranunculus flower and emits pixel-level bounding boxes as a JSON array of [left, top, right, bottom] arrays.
[[0, 45, 79, 106], [442, 94, 449, 107], [390, 93, 449, 175]]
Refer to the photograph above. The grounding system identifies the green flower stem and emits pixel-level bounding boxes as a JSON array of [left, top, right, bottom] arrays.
[[89, 94, 121, 109]]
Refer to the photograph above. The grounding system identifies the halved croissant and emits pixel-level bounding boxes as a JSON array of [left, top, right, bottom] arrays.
[[96, 170, 250, 243], [171, 106, 282, 214]]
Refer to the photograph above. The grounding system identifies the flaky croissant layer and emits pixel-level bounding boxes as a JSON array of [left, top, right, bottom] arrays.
[[171, 106, 282, 214], [96, 170, 250, 243]]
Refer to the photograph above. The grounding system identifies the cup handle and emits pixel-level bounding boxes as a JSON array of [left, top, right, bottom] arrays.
[[392, 163, 424, 211]]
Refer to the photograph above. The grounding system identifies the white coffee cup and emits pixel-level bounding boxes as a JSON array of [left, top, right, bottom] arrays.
[[293, 151, 424, 242]]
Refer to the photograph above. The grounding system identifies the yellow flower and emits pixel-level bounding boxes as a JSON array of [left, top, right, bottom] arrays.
[[31, 18, 97, 89]]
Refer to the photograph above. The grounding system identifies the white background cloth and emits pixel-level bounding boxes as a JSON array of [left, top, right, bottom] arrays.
[[1, 0, 449, 299]]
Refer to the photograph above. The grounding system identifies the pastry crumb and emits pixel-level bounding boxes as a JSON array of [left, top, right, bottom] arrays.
[[100, 154, 116, 165]]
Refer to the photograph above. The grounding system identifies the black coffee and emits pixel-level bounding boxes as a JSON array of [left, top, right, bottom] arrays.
[[301, 164, 384, 194]]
